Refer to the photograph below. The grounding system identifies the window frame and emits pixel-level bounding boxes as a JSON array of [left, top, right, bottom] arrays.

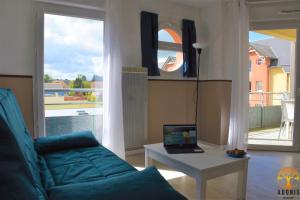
[[256, 57, 264, 65], [255, 81, 263, 92], [158, 21, 182, 48], [158, 41, 182, 52], [157, 21, 183, 74], [35, 2, 105, 136]]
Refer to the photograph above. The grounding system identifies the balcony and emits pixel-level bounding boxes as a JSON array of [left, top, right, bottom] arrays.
[[248, 92, 293, 146], [44, 88, 103, 138]]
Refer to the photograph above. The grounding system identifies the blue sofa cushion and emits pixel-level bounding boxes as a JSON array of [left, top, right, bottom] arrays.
[[39, 145, 136, 189], [0, 88, 46, 199], [0, 116, 39, 200], [35, 131, 99, 154], [48, 166, 187, 200]]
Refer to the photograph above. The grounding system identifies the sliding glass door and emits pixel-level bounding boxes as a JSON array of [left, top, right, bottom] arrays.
[[36, 3, 104, 139], [247, 26, 300, 151]]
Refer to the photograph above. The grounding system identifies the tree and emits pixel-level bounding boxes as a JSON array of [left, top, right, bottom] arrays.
[[72, 74, 88, 88], [44, 74, 53, 83], [70, 74, 91, 96]]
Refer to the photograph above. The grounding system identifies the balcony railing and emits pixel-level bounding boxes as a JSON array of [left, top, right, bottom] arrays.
[[44, 88, 102, 92], [249, 91, 291, 130], [249, 91, 290, 107], [248, 91, 293, 145], [44, 88, 103, 136]]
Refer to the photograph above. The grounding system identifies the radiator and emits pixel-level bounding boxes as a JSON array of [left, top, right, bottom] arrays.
[[122, 67, 148, 150]]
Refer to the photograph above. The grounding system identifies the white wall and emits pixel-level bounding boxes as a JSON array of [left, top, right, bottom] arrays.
[[0, 0, 35, 76], [197, 1, 239, 81], [198, 1, 226, 80]]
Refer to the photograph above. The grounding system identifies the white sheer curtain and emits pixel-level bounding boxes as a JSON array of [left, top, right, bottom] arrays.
[[101, 0, 125, 159], [224, 0, 249, 150]]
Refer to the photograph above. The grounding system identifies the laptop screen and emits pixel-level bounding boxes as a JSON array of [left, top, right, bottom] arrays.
[[163, 124, 197, 146]]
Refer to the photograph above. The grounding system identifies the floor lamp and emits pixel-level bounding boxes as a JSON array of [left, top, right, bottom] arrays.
[[192, 42, 205, 126]]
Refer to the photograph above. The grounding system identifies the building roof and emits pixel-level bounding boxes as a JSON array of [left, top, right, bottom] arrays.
[[63, 79, 71, 86], [249, 43, 277, 59], [44, 83, 64, 89], [161, 56, 176, 71], [253, 38, 292, 73], [92, 75, 103, 82]]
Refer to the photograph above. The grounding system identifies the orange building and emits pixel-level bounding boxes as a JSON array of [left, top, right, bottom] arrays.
[[249, 38, 292, 107], [249, 43, 277, 107]]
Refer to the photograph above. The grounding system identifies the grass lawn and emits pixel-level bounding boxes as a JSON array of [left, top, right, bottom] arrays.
[[45, 103, 103, 110]]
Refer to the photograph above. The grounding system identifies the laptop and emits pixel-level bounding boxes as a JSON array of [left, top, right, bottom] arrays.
[[163, 124, 204, 154]]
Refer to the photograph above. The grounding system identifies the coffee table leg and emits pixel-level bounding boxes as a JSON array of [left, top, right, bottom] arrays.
[[195, 174, 207, 200], [237, 161, 248, 200], [145, 149, 152, 167]]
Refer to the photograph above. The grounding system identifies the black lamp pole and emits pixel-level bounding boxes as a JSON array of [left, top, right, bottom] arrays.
[[195, 48, 202, 125]]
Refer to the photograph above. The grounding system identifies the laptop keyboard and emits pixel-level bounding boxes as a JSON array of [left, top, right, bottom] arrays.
[[166, 146, 204, 154]]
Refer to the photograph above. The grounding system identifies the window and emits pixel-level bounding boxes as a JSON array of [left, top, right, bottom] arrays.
[[158, 28, 183, 72], [256, 57, 264, 65], [256, 81, 263, 92], [36, 4, 104, 137]]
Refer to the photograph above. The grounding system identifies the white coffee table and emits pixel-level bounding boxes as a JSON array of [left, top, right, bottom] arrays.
[[144, 143, 250, 200]]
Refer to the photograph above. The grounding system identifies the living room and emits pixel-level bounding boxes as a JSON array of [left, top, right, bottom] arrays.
[[1, 0, 300, 200]]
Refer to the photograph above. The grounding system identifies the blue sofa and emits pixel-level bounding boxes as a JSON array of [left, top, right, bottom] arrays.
[[0, 88, 187, 200]]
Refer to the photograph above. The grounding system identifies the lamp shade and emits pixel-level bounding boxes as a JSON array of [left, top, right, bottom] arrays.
[[192, 42, 206, 49]]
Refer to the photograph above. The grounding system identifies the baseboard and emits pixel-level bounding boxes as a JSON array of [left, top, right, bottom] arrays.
[[125, 148, 145, 156]]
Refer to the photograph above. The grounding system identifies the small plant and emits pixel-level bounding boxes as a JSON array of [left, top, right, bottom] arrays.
[[87, 94, 96, 102]]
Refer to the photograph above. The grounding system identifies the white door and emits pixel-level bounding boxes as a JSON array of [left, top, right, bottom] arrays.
[[35, 3, 104, 138]]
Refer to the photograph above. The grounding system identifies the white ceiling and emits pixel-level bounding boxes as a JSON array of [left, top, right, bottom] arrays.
[[246, 0, 299, 4], [168, 0, 300, 8], [167, 0, 218, 8]]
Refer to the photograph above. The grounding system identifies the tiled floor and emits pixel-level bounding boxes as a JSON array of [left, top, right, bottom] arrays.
[[126, 150, 300, 200]]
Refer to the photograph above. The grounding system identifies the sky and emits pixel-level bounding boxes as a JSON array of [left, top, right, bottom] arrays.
[[249, 31, 272, 42], [44, 14, 103, 81], [158, 29, 174, 43]]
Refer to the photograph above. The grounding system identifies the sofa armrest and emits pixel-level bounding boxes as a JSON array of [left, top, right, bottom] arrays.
[[48, 167, 187, 200], [34, 131, 99, 154]]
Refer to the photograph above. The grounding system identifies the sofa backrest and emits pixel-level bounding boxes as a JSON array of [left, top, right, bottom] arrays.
[[0, 88, 46, 199]]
